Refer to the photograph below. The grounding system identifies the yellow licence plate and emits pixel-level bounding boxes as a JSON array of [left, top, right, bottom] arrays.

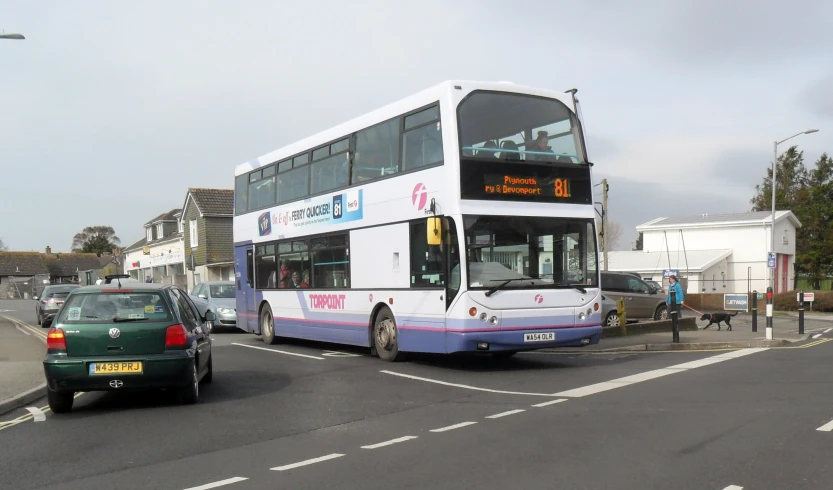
[[89, 361, 143, 375]]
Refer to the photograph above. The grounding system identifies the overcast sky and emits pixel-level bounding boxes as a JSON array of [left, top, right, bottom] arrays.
[[1, 0, 831, 252]]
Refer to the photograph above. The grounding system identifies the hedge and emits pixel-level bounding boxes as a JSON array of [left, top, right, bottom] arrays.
[[683, 291, 833, 312]]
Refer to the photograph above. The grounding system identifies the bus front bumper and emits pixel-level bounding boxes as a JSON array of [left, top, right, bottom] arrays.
[[445, 325, 602, 353]]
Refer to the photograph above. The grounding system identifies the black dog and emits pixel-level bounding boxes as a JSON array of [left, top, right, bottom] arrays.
[[700, 312, 739, 331]]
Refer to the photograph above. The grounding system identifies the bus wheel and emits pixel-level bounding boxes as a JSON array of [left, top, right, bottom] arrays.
[[373, 307, 401, 362], [261, 304, 278, 345]]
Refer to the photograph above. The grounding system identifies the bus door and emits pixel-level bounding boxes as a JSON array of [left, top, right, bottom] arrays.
[[235, 244, 258, 333]]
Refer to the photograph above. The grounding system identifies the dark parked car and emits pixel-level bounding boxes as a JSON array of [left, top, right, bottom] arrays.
[[35, 284, 80, 328], [42, 283, 215, 413], [600, 271, 668, 323]]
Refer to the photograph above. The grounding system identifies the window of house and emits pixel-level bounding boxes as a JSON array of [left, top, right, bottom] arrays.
[[178, 220, 183, 233], [146, 227, 153, 242], [189, 220, 198, 247], [156, 224, 164, 239]]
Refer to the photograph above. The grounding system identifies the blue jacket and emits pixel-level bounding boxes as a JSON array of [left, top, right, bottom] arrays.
[[666, 282, 684, 304]]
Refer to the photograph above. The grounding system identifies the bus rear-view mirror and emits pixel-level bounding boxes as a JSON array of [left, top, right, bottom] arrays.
[[427, 218, 442, 245]]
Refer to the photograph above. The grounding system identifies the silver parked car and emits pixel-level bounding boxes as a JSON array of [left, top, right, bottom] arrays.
[[190, 281, 237, 329]]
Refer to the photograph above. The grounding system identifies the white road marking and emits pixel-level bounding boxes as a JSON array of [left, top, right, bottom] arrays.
[[812, 333, 822, 339], [824, 328, 832, 334], [429, 421, 478, 433], [816, 418, 833, 432], [183, 477, 248, 490], [322, 350, 363, 357], [24, 407, 46, 422], [361, 435, 418, 449], [271, 453, 345, 471], [15, 325, 31, 336], [554, 348, 769, 398], [532, 399, 568, 408], [380, 370, 553, 397], [485, 409, 526, 419], [232, 342, 325, 360], [723, 486, 743, 490]]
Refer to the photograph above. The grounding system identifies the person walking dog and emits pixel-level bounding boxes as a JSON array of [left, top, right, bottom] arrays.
[[666, 275, 685, 317]]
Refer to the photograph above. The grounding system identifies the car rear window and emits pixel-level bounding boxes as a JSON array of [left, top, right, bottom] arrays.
[[56, 291, 173, 324]]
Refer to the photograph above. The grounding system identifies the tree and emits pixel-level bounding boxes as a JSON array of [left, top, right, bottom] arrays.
[[0, 238, 7, 251], [633, 232, 643, 251], [597, 220, 623, 251], [71, 226, 121, 255], [750, 147, 833, 289]]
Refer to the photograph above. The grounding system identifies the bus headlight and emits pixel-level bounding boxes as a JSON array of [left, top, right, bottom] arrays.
[[579, 312, 586, 321], [489, 316, 498, 325], [480, 312, 488, 322]]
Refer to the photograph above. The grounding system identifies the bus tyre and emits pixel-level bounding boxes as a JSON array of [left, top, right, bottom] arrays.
[[373, 307, 401, 362], [261, 304, 278, 345]]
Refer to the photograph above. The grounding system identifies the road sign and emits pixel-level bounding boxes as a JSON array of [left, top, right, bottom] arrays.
[[797, 292, 815, 303], [724, 294, 749, 312], [757, 293, 764, 299], [767, 252, 776, 269]]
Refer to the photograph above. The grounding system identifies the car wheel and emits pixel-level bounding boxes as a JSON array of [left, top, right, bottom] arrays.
[[260, 304, 278, 345], [373, 306, 402, 362], [36, 311, 41, 326], [47, 388, 74, 413], [178, 360, 199, 405], [655, 305, 668, 321], [604, 311, 620, 327], [202, 354, 213, 384]]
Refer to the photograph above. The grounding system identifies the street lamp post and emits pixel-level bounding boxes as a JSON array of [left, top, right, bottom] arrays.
[[767, 128, 819, 340]]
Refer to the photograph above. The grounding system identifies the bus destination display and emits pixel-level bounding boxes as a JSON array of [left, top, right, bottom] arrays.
[[484, 174, 572, 198]]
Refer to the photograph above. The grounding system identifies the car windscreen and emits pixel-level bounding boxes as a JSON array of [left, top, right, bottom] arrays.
[[209, 284, 235, 298], [55, 291, 174, 324]]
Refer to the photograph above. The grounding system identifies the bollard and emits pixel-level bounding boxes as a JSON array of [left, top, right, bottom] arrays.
[[751, 290, 758, 333], [765, 287, 773, 340], [798, 291, 805, 335], [616, 298, 627, 335], [670, 290, 679, 343]]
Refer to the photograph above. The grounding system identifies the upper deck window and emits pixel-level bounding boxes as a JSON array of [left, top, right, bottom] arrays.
[[458, 91, 584, 164]]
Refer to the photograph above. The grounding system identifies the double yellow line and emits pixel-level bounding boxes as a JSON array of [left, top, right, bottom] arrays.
[[0, 315, 83, 431], [2, 314, 48, 341], [787, 338, 832, 349]]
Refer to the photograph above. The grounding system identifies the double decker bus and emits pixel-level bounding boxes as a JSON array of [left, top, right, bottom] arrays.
[[232, 80, 601, 361]]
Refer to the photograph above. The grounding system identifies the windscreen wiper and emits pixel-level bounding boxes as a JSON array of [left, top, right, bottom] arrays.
[[112, 317, 148, 323], [553, 284, 587, 294], [485, 278, 534, 297]]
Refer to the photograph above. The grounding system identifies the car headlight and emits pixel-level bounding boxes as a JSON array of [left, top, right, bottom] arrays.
[[217, 307, 235, 314]]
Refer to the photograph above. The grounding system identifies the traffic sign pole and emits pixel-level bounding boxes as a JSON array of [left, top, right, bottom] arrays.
[[751, 291, 757, 333], [798, 291, 805, 335]]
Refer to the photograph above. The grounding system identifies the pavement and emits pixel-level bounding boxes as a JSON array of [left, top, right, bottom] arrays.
[[2, 300, 833, 489], [0, 301, 46, 415]]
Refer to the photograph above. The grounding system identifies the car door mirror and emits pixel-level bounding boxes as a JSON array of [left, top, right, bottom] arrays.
[[204, 310, 216, 322], [198, 294, 207, 299], [33, 296, 38, 301]]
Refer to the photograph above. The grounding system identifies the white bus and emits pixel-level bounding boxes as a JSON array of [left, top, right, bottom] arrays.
[[232, 80, 602, 360]]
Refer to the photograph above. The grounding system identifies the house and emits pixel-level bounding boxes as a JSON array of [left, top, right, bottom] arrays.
[[605, 211, 801, 295], [0, 247, 121, 298], [180, 188, 235, 291], [122, 209, 186, 288], [0, 252, 50, 299]]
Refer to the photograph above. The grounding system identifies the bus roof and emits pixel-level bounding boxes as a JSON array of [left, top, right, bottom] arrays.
[[234, 80, 577, 177]]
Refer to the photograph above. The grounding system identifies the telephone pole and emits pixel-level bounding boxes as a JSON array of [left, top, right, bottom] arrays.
[[602, 179, 609, 271]]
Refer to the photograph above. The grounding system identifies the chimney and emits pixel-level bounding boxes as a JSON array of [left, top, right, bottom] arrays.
[[46, 246, 51, 254]]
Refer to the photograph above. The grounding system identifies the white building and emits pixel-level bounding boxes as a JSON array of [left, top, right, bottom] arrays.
[[122, 209, 187, 288], [604, 211, 801, 294]]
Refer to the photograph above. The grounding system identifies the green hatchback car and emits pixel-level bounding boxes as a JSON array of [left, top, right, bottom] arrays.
[[43, 282, 215, 413]]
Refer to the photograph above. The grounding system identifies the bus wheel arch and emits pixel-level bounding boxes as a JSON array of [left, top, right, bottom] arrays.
[[370, 304, 402, 362], [259, 301, 278, 345]]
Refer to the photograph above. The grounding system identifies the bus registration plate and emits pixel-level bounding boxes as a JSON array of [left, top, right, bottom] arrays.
[[524, 332, 555, 342]]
